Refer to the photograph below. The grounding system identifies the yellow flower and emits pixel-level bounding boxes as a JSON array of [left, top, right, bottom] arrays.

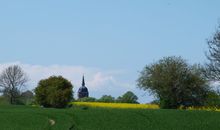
[[71, 102, 159, 109]]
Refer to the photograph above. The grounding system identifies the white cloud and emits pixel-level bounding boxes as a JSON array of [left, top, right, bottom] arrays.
[[0, 62, 154, 103]]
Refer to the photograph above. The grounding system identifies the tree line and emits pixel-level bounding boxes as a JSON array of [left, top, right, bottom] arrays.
[[0, 23, 219, 109], [77, 91, 138, 104], [0, 66, 139, 108]]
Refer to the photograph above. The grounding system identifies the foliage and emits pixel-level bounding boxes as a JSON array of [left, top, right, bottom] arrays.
[[116, 91, 139, 104], [98, 95, 115, 103], [0, 96, 10, 105], [77, 97, 97, 102], [204, 90, 220, 107], [205, 24, 220, 80], [0, 65, 28, 104], [20, 90, 34, 105], [35, 76, 73, 108], [137, 56, 210, 109]]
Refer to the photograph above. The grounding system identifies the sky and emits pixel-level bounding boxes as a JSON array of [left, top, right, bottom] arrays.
[[0, 0, 220, 103]]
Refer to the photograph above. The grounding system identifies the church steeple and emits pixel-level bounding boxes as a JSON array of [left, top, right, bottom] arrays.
[[78, 75, 89, 98], [82, 75, 85, 86]]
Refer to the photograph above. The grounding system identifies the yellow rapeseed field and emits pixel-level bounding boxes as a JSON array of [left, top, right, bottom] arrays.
[[72, 102, 159, 109], [72, 102, 220, 112]]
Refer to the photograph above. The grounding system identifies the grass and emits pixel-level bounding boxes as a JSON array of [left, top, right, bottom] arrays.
[[72, 106, 220, 130], [1, 103, 220, 130], [0, 105, 75, 130]]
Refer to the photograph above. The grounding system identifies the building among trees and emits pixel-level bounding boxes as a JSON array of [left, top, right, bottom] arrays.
[[78, 75, 89, 99]]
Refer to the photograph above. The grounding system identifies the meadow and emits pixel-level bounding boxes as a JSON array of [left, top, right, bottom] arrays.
[[1, 103, 220, 130]]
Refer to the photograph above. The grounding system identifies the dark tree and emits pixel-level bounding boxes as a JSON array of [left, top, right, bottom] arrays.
[[137, 56, 210, 109], [0, 65, 28, 104], [205, 24, 220, 80], [35, 76, 73, 108], [117, 91, 138, 104]]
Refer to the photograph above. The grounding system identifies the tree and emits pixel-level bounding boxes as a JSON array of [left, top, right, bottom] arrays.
[[21, 90, 34, 105], [116, 91, 138, 104], [205, 24, 220, 80], [0, 65, 28, 104], [137, 56, 210, 109], [77, 97, 97, 102], [98, 95, 115, 103], [35, 76, 73, 108]]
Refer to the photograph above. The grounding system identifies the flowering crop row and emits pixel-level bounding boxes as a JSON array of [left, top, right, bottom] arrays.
[[72, 102, 159, 109], [72, 102, 220, 112]]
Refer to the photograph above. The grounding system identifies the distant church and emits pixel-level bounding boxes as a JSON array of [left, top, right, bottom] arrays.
[[78, 75, 89, 98]]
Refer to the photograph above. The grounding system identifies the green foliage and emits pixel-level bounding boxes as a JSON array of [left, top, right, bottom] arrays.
[[0, 96, 9, 105], [20, 90, 34, 105], [77, 97, 97, 102], [137, 56, 210, 109], [98, 95, 115, 103], [116, 91, 138, 104], [204, 90, 220, 107], [35, 76, 73, 108]]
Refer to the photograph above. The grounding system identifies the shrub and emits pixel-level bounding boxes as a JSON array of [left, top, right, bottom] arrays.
[[98, 95, 115, 103], [35, 76, 73, 108], [77, 97, 96, 102], [116, 91, 139, 104]]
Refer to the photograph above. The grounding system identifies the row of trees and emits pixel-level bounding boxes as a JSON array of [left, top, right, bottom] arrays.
[[1, 23, 219, 109], [77, 91, 138, 104], [0, 67, 138, 108], [137, 24, 220, 109]]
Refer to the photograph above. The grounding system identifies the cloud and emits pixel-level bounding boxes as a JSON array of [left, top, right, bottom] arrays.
[[0, 62, 154, 103]]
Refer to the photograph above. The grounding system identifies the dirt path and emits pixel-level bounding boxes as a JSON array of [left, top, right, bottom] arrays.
[[49, 119, 55, 126]]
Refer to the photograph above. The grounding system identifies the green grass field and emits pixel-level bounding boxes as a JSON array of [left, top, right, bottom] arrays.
[[0, 105, 220, 130]]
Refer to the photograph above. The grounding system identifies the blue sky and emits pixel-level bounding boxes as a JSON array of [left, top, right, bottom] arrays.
[[0, 0, 220, 103]]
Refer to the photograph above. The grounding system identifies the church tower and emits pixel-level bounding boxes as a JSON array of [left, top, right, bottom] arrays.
[[78, 75, 89, 98]]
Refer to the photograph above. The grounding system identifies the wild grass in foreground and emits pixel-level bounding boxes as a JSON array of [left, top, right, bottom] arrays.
[[0, 105, 76, 130]]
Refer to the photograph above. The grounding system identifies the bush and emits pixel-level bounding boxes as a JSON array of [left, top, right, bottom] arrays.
[[77, 97, 96, 102], [35, 76, 73, 108], [98, 95, 115, 103], [116, 91, 139, 104], [204, 91, 220, 108]]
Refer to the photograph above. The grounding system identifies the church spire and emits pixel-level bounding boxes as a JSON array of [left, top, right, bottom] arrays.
[[82, 75, 85, 86]]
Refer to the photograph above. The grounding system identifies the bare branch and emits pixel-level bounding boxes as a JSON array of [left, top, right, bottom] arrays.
[[0, 65, 28, 104]]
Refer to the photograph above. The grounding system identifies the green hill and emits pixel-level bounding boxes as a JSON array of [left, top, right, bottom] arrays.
[[0, 105, 220, 130]]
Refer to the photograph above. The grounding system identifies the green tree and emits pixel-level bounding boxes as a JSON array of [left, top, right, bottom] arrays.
[[35, 76, 73, 108], [117, 91, 138, 104], [137, 56, 210, 109], [98, 95, 115, 103], [77, 97, 96, 102]]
